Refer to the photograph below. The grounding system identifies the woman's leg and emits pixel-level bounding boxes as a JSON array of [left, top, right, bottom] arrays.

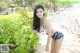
[[51, 38, 63, 53]]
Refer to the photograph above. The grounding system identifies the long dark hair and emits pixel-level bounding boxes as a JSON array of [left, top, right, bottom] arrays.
[[33, 5, 44, 32]]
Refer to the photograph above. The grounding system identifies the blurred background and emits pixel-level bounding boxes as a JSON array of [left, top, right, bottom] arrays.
[[0, 0, 80, 53]]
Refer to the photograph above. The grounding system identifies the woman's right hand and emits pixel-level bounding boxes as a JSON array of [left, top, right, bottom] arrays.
[[33, 30, 40, 36], [33, 30, 38, 33], [46, 45, 49, 51]]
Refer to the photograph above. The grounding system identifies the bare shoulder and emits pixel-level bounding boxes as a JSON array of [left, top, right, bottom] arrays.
[[44, 17, 51, 25], [44, 17, 52, 29], [44, 17, 54, 35]]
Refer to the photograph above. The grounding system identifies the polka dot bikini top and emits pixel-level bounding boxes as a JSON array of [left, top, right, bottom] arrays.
[[40, 26, 47, 35]]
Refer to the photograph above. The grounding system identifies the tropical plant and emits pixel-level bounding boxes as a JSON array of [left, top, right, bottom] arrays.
[[0, 12, 39, 53]]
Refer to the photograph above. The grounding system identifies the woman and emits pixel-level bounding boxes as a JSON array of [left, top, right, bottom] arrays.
[[33, 5, 64, 53]]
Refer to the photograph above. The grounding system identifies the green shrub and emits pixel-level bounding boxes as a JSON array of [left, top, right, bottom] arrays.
[[0, 12, 39, 53]]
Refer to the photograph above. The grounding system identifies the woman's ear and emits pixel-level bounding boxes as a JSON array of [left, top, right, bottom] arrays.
[[43, 11, 45, 15], [43, 13, 45, 16]]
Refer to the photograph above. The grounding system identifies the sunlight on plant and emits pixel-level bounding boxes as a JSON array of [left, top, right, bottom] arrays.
[[0, 12, 39, 53]]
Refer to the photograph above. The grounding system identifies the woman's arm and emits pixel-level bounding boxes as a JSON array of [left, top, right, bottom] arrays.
[[46, 27, 52, 51], [44, 19, 53, 51]]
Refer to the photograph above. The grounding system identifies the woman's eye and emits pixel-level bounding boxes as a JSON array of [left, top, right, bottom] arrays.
[[40, 11, 42, 13]]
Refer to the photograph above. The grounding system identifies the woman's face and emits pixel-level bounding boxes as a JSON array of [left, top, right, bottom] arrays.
[[36, 8, 44, 19]]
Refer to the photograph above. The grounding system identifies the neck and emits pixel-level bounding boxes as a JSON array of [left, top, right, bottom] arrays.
[[40, 16, 44, 21], [40, 16, 44, 26]]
